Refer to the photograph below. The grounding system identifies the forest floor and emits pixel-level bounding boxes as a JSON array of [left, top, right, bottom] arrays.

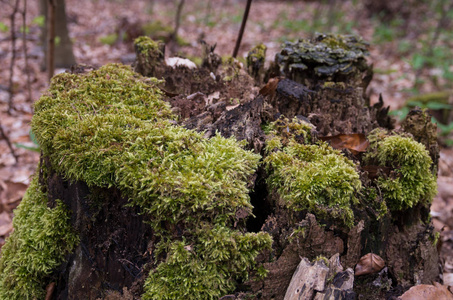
[[0, 0, 453, 287]]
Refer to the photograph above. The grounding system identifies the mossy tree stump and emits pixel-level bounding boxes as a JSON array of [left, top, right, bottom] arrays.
[[0, 35, 440, 300]]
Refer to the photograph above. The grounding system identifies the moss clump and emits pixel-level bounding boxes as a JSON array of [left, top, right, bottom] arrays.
[[247, 43, 267, 81], [144, 224, 272, 300], [264, 118, 361, 228], [0, 175, 79, 299], [99, 33, 119, 45], [27, 63, 271, 298], [134, 36, 161, 54], [365, 129, 437, 211], [247, 44, 266, 63]]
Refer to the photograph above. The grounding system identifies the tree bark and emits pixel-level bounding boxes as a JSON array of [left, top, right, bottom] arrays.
[[40, 0, 76, 70]]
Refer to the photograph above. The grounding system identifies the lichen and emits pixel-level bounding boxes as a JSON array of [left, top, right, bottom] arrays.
[[264, 117, 361, 228], [26, 63, 271, 298], [364, 129, 437, 211], [0, 175, 79, 300], [275, 33, 370, 86]]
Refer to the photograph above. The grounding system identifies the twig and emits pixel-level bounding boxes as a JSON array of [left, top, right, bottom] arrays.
[[173, 0, 185, 41], [169, 0, 185, 52], [22, 0, 32, 102], [7, 0, 20, 114], [232, 0, 252, 58], [427, 1, 453, 58], [44, 282, 55, 300], [47, 0, 56, 81], [0, 122, 19, 164]]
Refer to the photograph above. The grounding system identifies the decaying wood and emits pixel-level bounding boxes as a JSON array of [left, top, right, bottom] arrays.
[[30, 37, 440, 299]]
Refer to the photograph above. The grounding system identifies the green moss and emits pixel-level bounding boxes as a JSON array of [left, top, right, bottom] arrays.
[[314, 255, 329, 266], [265, 116, 313, 151], [323, 81, 346, 90], [247, 43, 267, 70], [406, 91, 450, 106], [142, 21, 173, 40], [360, 187, 388, 220], [144, 225, 272, 300], [365, 129, 437, 211], [27, 63, 270, 298], [134, 36, 161, 55], [264, 118, 361, 228], [0, 175, 79, 300], [99, 33, 118, 45]]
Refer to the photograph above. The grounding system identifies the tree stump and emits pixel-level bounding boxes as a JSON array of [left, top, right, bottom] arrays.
[[0, 35, 440, 300]]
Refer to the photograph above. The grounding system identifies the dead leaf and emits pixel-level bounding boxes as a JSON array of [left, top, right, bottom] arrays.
[[0, 211, 12, 236], [319, 133, 369, 155], [355, 253, 385, 276], [226, 104, 240, 111], [259, 77, 281, 97], [0, 180, 28, 213], [399, 282, 453, 300]]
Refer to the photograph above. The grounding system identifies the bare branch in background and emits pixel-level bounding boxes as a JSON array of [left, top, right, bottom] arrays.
[[173, 0, 185, 40], [7, 0, 20, 115], [0, 122, 19, 164], [168, 0, 185, 52], [47, 0, 56, 81], [22, 0, 32, 102], [232, 0, 252, 58]]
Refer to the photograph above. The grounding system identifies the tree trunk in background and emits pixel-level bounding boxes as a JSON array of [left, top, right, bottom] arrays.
[[40, 0, 76, 70]]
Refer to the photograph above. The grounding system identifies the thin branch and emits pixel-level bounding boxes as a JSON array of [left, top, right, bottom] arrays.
[[232, 0, 252, 58], [173, 0, 185, 40], [427, 1, 453, 58], [0, 122, 19, 164], [7, 0, 20, 114], [22, 0, 32, 102], [47, 0, 56, 81]]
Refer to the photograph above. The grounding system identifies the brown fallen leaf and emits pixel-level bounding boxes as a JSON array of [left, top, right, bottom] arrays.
[[319, 133, 369, 155], [399, 282, 453, 300], [259, 77, 281, 97], [355, 253, 385, 276], [0, 211, 12, 236]]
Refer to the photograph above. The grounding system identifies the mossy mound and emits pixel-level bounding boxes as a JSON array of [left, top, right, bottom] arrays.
[[364, 129, 437, 211], [1, 63, 272, 299], [0, 176, 79, 299], [264, 117, 361, 228]]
